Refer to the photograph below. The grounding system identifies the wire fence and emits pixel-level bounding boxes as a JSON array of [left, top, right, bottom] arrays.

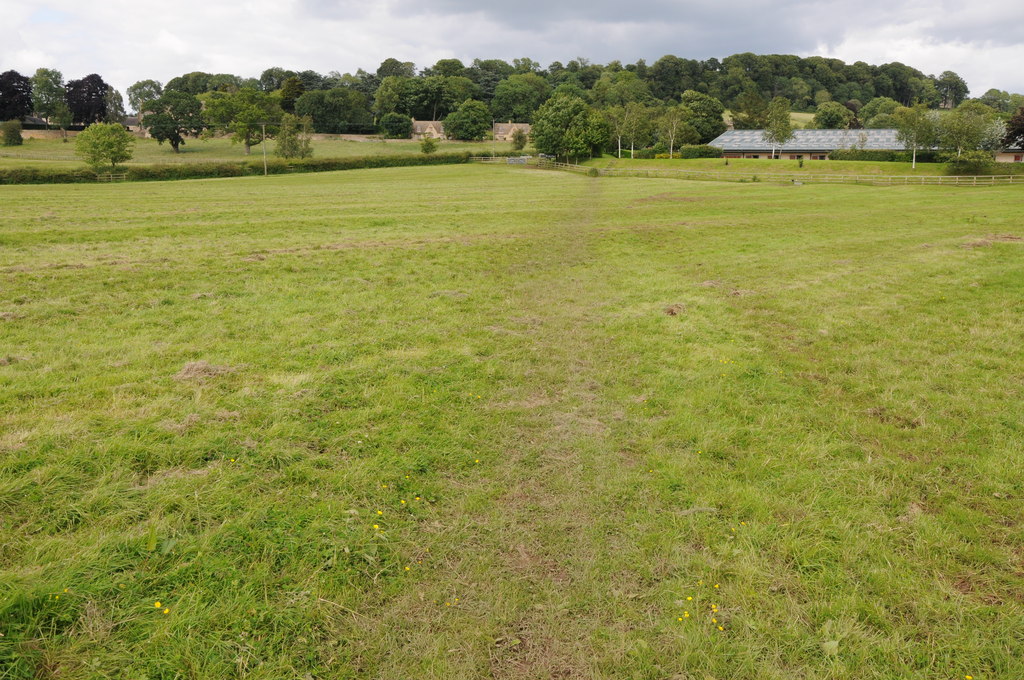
[[470, 157, 1023, 187]]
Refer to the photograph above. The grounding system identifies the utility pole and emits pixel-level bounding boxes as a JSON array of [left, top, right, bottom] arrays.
[[261, 123, 268, 176]]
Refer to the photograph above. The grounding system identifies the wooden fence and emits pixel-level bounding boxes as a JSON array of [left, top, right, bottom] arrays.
[[95, 173, 128, 182], [470, 157, 1022, 187]]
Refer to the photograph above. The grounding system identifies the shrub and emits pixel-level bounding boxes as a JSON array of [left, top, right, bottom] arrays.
[[676, 144, 723, 158], [943, 150, 995, 175], [828, 149, 941, 163], [510, 128, 527, 151], [420, 137, 438, 154], [75, 123, 134, 170], [1, 119, 23, 146], [275, 114, 313, 159], [380, 112, 413, 139]]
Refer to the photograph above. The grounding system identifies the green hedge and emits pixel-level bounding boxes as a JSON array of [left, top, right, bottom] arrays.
[[828, 149, 941, 163], [653, 145, 724, 159], [0, 167, 99, 184], [0, 152, 475, 185]]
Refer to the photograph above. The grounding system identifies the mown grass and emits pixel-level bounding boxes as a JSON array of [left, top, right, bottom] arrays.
[[591, 156, 952, 176], [0, 136, 516, 167], [1, 166, 1022, 679]]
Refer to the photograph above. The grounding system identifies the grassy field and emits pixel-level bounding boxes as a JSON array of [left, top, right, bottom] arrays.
[[0, 136, 515, 168], [591, 156, 954, 176], [1, 166, 1023, 679]]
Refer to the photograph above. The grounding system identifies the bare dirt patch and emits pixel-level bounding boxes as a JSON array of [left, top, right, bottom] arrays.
[[0, 312, 22, 321], [963, 234, 1024, 248], [174, 360, 234, 381], [697, 280, 721, 288], [664, 303, 685, 316]]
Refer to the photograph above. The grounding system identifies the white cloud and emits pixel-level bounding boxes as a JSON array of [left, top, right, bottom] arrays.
[[2, 0, 1022, 95]]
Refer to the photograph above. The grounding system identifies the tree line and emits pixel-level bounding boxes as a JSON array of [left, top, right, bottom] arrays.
[[2, 54, 1023, 163]]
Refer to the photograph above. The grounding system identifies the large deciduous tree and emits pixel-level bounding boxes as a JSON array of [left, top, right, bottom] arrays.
[[811, 101, 854, 129], [294, 88, 373, 134], [936, 70, 969, 109], [66, 74, 109, 124], [531, 94, 606, 162], [31, 69, 65, 125], [104, 87, 127, 123], [203, 88, 282, 154], [144, 91, 204, 152], [442, 99, 491, 141], [762, 96, 794, 158], [74, 122, 134, 170], [0, 70, 33, 121], [279, 76, 305, 113], [679, 90, 726, 143], [490, 73, 550, 123], [127, 79, 163, 114]]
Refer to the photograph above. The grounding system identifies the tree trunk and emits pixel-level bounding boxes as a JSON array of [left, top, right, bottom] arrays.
[[912, 146, 917, 169], [630, 141, 634, 159], [617, 136, 621, 158], [244, 143, 251, 155]]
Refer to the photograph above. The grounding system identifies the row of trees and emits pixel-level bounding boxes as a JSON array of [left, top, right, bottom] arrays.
[[152, 55, 982, 116], [755, 96, 1018, 169], [0, 70, 125, 132]]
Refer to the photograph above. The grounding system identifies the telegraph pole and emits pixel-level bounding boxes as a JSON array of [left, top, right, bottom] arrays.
[[261, 123, 268, 176]]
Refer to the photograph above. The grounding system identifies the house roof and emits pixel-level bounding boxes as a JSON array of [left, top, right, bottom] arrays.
[[493, 122, 531, 133], [411, 120, 443, 133], [710, 128, 905, 152]]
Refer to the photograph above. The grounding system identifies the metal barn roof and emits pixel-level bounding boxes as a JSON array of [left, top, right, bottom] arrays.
[[710, 128, 904, 152]]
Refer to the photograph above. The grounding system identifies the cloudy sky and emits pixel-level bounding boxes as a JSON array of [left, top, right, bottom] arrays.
[[5, 0, 1024, 98]]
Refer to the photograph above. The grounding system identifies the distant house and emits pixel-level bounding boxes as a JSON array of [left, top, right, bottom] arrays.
[[493, 121, 531, 141], [411, 119, 445, 140], [710, 128, 1024, 162]]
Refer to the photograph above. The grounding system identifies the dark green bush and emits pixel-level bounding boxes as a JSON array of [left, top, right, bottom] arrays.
[[676, 145, 723, 158], [1, 120, 24, 146], [379, 113, 413, 139], [0, 167, 97, 184], [943, 151, 995, 176], [828, 149, 940, 163]]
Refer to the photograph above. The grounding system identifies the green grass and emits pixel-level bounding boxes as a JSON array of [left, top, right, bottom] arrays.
[[590, 156, 951, 176], [0, 135, 516, 167], [1, 166, 1022, 679]]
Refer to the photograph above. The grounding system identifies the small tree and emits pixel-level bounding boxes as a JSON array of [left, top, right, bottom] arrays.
[[510, 127, 527, 151], [763, 97, 794, 159], [380, 112, 413, 138], [893, 104, 937, 169], [1, 120, 23, 146], [420, 136, 438, 154], [274, 114, 314, 158], [75, 122, 135, 171]]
